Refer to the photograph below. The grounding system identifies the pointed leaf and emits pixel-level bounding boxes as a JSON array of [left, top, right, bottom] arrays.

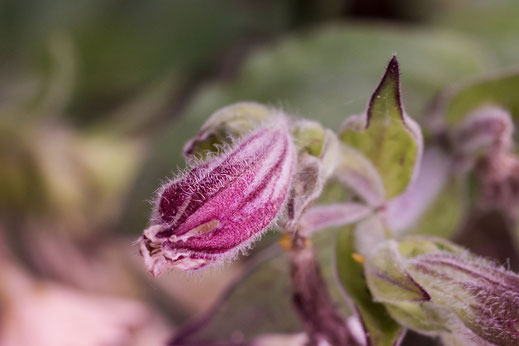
[[340, 57, 423, 199]]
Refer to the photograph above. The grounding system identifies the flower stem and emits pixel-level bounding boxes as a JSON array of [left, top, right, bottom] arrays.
[[288, 233, 359, 346]]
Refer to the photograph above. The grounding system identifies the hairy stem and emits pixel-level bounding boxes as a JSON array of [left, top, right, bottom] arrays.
[[288, 234, 359, 346]]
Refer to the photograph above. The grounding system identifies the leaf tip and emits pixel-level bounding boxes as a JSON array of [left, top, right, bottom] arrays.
[[387, 55, 400, 80], [366, 56, 403, 126]]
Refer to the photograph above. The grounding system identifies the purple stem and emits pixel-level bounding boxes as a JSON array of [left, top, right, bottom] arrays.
[[289, 234, 360, 346]]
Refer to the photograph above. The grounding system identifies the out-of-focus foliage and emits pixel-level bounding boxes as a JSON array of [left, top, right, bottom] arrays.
[[440, 72, 519, 125], [2, 0, 519, 345]]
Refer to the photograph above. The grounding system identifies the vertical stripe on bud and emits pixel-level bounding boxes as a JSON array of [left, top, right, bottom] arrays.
[[138, 121, 296, 276]]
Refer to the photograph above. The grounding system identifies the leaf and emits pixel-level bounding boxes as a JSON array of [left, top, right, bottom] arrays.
[[441, 71, 519, 125], [335, 226, 405, 346], [334, 142, 386, 207], [299, 203, 371, 236], [175, 246, 302, 344], [384, 148, 457, 235], [408, 181, 464, 239], [339, 57, 423, 200]]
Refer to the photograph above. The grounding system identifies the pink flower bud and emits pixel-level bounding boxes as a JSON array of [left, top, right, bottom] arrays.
[[138, 121, 296, 276], [365, 237, 519, 345], [409, 252, 519, 345]]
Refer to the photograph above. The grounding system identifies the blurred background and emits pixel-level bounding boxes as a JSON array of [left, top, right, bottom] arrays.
[[1, 0, 519, 345]]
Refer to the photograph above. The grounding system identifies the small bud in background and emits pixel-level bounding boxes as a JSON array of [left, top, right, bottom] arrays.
[[139, 120, 296, 276], [364, 236, 519, 345], [452, 107, 519, 217], [183, 102, 275, 159], [453, 106, 513, 156]]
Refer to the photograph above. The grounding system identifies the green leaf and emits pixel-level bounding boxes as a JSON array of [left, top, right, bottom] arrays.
[[443, 72, 519, 125], [334, 142, 386, 207], [181, 246, 302, 343], [335, 226, 404, 346], [411, 181, 464, 239], [339, 57, 422, 199]]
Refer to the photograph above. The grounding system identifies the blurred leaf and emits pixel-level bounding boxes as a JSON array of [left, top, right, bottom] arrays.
[[0, 123, 47, 219], [442, 72, 519, 125], [68, 0, 294, 120], [336, 226, 404, 346], [339, 57, 421, 199], [182, 25, 492, 129], [384, 148, 461, 237], [1, 0, 296, 121], [410, 181, 463, 239], [178, 246, 301, 343], [118, 107, 206, 235], [434, 0, 519, 65], [29, 32, 76, 117]]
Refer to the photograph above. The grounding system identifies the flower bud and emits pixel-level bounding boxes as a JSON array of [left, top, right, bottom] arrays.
[[138, 121, 296, 276], [453, 106, 513, 156], [364, 236, 519, 345]]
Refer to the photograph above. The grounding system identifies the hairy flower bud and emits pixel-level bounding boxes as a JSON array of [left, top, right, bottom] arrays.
[[139, 121, 296, 276], [364, 237, 519, 345]]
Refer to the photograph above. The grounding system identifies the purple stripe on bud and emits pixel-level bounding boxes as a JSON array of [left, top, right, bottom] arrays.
[[139, 121, 296, 276]]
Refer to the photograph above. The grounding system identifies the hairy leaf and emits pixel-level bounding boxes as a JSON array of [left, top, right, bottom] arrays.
[[339, 57, 423, 200]]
